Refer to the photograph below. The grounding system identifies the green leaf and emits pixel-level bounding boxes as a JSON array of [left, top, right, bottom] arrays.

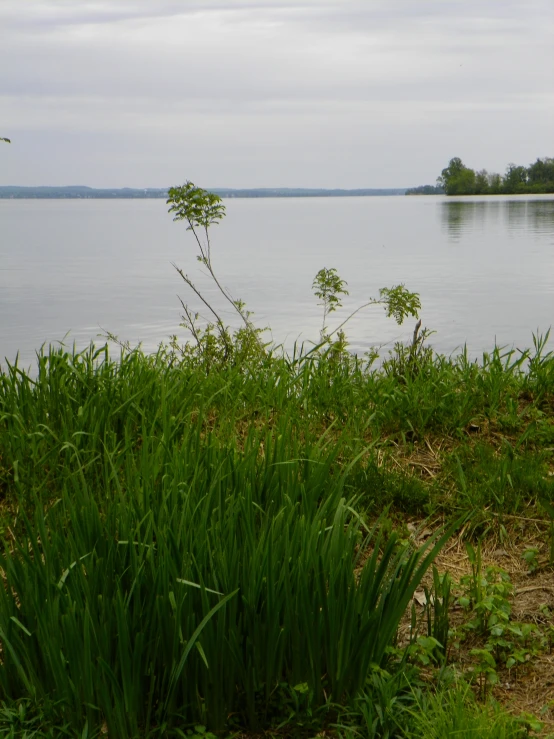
[[9, 617, 31, 637]]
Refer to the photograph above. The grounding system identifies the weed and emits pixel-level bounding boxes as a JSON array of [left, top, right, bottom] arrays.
[[522, 546, 540, 573], [423, 566, 452, 664], [407, 682, 530, 738]]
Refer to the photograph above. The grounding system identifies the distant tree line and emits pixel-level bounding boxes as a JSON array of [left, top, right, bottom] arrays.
[[0, 186, 409, 200], [405, 184, 444, 195], [438, 156, 554, 195], [0, 186, 169, 199]]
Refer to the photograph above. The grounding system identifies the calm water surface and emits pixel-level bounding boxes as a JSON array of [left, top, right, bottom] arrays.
[[1, 195, 553, 368]]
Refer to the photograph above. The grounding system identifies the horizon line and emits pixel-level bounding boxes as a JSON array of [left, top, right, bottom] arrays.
[[0, 184, 410, 191]]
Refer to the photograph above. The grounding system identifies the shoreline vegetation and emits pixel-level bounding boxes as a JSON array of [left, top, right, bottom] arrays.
[[1, 182, 554, 738], [0, 185, 408, 199], [436, 156, 554, 196], [405, 184, 445, 195]]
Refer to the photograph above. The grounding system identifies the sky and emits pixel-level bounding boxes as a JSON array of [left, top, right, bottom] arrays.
[[1, 0, 553, 188]]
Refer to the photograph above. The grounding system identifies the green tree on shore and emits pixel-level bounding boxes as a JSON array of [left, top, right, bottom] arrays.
[[526, 157, 554, 191], [437, 156, 554, 196], [504, 163, 528, 193], [437, 158, 476, 195], [474, 169, 490, 195]]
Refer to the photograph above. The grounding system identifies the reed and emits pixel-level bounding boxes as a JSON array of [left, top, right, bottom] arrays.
[[0, 408, 450, 734]]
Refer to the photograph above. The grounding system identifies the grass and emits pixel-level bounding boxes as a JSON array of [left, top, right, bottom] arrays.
[[406, 682, 531, 738], [0, 333, 553, 737]]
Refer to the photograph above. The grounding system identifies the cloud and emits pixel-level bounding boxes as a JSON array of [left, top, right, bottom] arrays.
[[1, 0, 552, 186]]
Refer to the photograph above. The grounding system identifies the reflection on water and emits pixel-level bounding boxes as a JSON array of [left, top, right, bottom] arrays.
[[441, 198, 554, 240]]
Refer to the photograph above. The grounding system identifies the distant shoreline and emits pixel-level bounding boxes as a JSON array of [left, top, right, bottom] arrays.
[[0, 186, 407, 199]]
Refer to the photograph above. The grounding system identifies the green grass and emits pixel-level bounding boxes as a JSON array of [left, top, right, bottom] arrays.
[[336, 676, 531, 738], [0, 335, 553, 736], [406, 682, 530, 738]]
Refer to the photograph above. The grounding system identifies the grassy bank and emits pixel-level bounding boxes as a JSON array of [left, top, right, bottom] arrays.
[[0, 337, 553, 737]]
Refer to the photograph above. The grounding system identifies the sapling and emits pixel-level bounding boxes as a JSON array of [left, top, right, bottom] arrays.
[[312, 268, 349, 341], [311, 267, 422, 348], [167, 181, 264, 362]]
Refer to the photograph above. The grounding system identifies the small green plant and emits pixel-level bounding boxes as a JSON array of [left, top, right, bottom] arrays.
[[514, 712, 543, 735], [382, 320, 435, 380], [378, 285, 422, 325], [311, 266, 421, 356], [468, 647, 499, 699], [410, 635, 444, 667], [522, 546, 540, 573], [167, 181, 264, 364], [458, 542, 484, 612], [423, 566, 452, 664], [457, 544, 513, 637], [312, 267, 349, 340]]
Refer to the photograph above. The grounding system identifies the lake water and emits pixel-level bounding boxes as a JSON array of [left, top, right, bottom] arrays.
[[1, 195, 553, 369]]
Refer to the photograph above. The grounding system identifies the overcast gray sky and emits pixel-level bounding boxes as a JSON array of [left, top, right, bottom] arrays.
[[1, 0, 553, 188]]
